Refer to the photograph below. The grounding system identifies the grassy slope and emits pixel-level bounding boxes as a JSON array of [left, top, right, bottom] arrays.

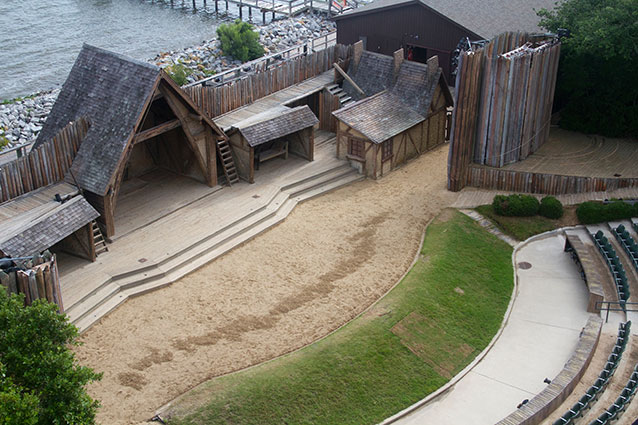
[[169, 211, 513, 425], [475, 204, 570, 241]]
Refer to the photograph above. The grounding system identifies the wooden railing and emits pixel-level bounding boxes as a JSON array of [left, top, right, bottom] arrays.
[[0, 118, 89, 203], [184, 31, 337, 89]]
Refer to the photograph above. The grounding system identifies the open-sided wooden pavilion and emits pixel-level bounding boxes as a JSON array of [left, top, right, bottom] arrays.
[[333, 46, 453, 179], [33, 44, 230, 238]]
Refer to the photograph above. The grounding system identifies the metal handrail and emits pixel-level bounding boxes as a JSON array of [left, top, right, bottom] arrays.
[[596, 301, 638, 322], [183, 30, 336, 88]]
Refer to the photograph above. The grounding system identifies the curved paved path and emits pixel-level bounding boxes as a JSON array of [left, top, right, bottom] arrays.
[[390, 232, 594, 424]]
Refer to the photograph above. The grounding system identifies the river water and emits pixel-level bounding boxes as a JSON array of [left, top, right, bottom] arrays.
[[0, 0, 240, 100]]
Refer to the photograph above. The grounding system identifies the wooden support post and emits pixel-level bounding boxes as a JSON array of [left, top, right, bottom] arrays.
[[204, 0, 207, 6], [193, 0, 196, 9], [215, 0, 218, 13], [239, 3, 243, 18], [333, 63, 365, 96], [262, 10, 266, 23], [249, 5, 252, 19], [226, 0, 228, 11]]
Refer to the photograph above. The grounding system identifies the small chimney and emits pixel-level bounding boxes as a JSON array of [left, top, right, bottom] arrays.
[[353, 40, 364, 69], [393, 48, 404, 79], [427, 55, 439, 80]]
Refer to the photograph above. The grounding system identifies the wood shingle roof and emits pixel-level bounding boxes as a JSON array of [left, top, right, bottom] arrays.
[[235, 106, 319, 147], [34, 44, 161, 196]]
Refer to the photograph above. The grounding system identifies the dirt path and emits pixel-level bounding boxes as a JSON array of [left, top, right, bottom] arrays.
[[74, 145, 457, 424]]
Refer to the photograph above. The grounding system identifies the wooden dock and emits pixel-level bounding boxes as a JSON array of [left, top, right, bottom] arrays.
[[158, 0, 362, 21]]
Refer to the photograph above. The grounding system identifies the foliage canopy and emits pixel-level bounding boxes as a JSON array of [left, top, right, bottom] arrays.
[[537, 0, 638, 137], [0, 291, 102, 425], [216, 20, 264, 63]]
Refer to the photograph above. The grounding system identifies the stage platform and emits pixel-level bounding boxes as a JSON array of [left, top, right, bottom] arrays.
[[57, 137, 364, 332], [464, 128, 638, 195], [503, 128, 638, 179]]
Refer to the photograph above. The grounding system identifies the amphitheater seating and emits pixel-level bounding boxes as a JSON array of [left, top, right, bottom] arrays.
[[611, 224, 638, 273], [588, 362, 638, 425], [553, 321, 631, 425], [593, 231, 630, 305]]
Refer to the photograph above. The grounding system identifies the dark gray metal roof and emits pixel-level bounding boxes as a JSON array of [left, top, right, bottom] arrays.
[[236, 106, 319, 147], [34, 44, 161, 195], [334, 0, 559, 40], [0, 195, 99, 258], [343, 51, 395, 101], [333, 92, 424, 144]]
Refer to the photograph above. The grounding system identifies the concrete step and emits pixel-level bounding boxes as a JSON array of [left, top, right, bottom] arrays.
[[286, 166, 357, 198], [281, 163, 352, 193], [293, 171, 364, 203]]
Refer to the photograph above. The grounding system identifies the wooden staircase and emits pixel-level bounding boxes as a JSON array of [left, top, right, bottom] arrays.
[[216, 138, 240, 186], [326, 84, 356, 108], [92, 221, 108, 256]]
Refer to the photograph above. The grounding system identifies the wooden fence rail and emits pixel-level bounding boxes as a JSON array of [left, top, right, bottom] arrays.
[[184, 44, 352, 119], [0, 118, 90, 203], [0, 252, 64, 312], [448, 32, 560, 191]]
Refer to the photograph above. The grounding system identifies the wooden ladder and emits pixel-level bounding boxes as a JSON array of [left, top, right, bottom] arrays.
[[216, 138, 240, 186], [92, 221, 108, 256]]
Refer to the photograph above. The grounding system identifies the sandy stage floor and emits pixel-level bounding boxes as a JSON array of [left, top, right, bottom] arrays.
[[74, 144, 457, 424]]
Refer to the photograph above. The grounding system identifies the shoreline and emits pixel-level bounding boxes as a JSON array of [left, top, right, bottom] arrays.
[[0, 13, 335, 153]]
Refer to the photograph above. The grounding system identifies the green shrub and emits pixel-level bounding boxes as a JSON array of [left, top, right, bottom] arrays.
[[539, 196, 563, 219], [165, 63, 192, 86], [0, 291, 102, 424], [217, 20, 264, 62], [492, 194, 540, 217], [576, 200, 637, 224]]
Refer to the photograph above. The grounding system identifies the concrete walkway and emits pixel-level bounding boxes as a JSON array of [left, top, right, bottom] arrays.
[[390, 232, 593, 425]]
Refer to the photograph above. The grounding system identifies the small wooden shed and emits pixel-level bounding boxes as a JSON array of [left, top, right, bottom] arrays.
[[0, 183, 100, 262], [333, 55, 453, 179], [227, 106, 319, 183], [33, 44, 229, 238]]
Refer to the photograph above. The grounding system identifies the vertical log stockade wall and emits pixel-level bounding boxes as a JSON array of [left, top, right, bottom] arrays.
[[184, 44, 352, 119], [447, 32, 560, 192], [0, 252, 64, 312], [0, 118, 90, 203]]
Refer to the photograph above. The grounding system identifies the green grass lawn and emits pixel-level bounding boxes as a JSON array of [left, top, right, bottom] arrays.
[[167, 210, 513, 425], [475, 204, 565, 241]]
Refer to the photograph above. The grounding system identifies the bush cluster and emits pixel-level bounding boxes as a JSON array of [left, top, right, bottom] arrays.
[[217, 20, 264, 63], [577, 201, 638, 224], [492, 194, 540, 217], [165, 63, 192, 86], [539, 196, 564, 219]]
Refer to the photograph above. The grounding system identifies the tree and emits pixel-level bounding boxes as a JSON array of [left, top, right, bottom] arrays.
[[0, 290, 102, 425], [217, 20, 264, 62], [538, 0, 638, 137]]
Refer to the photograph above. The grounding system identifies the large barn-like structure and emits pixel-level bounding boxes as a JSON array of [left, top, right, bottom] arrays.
[[33, 44, 230, 238], [333, 0, 558, 81]]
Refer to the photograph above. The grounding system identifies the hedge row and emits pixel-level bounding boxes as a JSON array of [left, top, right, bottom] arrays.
[[492, 195, 563, 219], [576, 201, 638, 224]]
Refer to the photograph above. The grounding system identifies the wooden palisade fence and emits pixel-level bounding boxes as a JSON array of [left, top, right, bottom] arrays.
[[184, 44, 352, 119], [448, 32, 560, 191], [0, 251, 64, 312], [0, 118, 90, 203]]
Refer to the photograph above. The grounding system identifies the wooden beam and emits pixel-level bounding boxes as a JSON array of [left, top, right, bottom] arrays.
[[134, 119, 181, 144], [333, 63, 365, 96]]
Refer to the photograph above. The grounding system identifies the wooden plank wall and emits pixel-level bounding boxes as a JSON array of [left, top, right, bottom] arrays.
[[0, 118, 90, 203], [447, 32, 560, 192], [318, 89, 341, 132], [466, 164, 638, 195], [184, 44, 352, 119], [0, 253, 64, 312]]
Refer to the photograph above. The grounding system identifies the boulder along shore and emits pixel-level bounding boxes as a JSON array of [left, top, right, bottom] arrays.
[[0, 13, 334, 153]]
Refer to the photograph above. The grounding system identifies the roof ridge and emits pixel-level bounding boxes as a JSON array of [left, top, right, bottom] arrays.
[[81, 43, 160, 72]]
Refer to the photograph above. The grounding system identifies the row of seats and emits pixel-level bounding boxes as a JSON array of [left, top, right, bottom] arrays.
[[553, 322, 631, 425], [612, 224, 638, 272], [593, 231, 630, 305], [590, 363, 638, 424]]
